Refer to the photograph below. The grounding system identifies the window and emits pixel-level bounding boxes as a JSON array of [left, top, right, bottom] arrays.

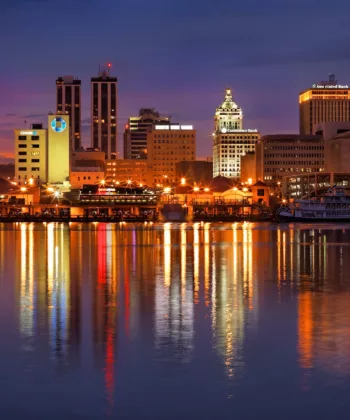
[[32, 167, 40, 171], [18, 136, 27, 141], [31, 159, 40, 163], [18, 167, 27, 171], [18, 144, 27, 148], [31, 144, 39, 149], [31, 136, 40, 141], [19, 152, 27, 156], [18, 159, 27, 163], [31, 152, 40, 156]]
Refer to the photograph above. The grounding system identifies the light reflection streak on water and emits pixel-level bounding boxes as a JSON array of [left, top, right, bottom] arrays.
[[193, 223, 200, 304], [181, 224, 186, 297], [20, 223, 34, 340], [204, 224, 210, 306], [164, 223, 171, 288]]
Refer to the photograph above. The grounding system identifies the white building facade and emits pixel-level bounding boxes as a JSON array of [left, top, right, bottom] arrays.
[[212, 89, 260, 179]]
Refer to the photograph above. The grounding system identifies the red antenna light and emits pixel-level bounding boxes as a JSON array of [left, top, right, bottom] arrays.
[[108, 63, 112, 68]]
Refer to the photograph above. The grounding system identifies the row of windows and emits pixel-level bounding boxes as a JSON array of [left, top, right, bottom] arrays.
[[76, 176, 100, 181], [18, 135, 40, 141], [18, 167, 40, 171], [265, 145, 323, 150], [18, 159, 40, 163], [219, 136, 258, 140], [265, 154, 323, 158], [266, 161, 323, 166], [18, 144, 39, 149], [153, 134, 194, 139], [18, 152, 40, 156], [264, 168, 324, 173]]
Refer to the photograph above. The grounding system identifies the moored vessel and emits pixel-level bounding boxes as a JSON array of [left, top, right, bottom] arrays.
[[276, 186, 350, 222]]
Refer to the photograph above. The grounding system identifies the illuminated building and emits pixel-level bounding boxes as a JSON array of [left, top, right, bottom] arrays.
[[91, 65, 117, 159], [56, 75, 81, 151], [105, 158, 153, 186], [147, 124, 196, 185], [48, 114, 70, 183], [14, 124, 48, 185], [123, 108, 169, 159], [255, 134, 324, 184], [299, 74, 350, 135], [283, 172, 350, 198], [212, 88, 260, 179]]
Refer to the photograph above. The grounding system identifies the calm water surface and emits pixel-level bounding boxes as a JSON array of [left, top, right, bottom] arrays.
[[0, 222, 350, 419]]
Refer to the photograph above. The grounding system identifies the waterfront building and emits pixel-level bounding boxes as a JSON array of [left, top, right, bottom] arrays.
[[147, 124, 196, 186], [14, 124, 48, 185], [105, 159, 153, 186], [91, 65, 117, 159], [255, 134, 324, 184], [283, 172, 350, 198], [299, 74, 350, 135], [123, 108, 169, 159], [48, 114, 70, 184], [56, 76, 81, 150], [212, 88, 260, 179]]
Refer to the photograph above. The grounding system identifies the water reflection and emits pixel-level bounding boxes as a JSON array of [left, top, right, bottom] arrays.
[[1, 222, 350, 417]]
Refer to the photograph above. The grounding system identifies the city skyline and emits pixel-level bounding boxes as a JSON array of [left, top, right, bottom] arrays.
[[1, 0, 350, 159]]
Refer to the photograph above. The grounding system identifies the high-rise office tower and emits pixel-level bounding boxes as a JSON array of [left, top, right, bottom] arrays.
[[91, 65, 118, 159], [212, 88, 260, 179], [56, 76, 81, 151], [123, 108, 169, 159], [299, 74, 350, 135]]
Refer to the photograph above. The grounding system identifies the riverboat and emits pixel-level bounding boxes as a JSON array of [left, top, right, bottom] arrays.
[[276, 186, 350, 222]]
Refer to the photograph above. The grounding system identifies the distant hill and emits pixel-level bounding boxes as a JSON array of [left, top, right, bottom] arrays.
[[0, 155, 14, 164]]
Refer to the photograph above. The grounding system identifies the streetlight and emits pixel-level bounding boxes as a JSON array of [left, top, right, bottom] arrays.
[[193, 186, 200, 192], [29, 177, 34, 186], [204, 187, 209, 192], [181, 177, 186, 185], [100, 179, 105, 186]]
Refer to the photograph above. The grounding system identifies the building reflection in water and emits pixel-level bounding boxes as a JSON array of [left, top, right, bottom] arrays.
[[154, 223, 194, 362], [19, 223, 34, 341], [274, 228, 350, 387], [211, 223, 258, 380], [11, 222, 350, 409]]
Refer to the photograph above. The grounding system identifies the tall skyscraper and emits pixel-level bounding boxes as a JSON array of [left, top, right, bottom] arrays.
[[56, 76, 81, 151], [212, 88, 260, 179], [299, 74, 350, 135], [123, 108, 169, 159], [91, 65, 118, 160]]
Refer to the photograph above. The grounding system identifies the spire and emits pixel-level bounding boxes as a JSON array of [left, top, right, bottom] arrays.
[[225, 87, 233, 102]]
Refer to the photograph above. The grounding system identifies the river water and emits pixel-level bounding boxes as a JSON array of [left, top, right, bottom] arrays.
[[0, 222, 350, 419]]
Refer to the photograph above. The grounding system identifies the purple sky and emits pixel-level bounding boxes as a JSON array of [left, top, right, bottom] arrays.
[[1, 0, 350, 159]]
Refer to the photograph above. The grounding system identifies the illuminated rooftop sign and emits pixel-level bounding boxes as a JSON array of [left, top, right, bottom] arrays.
[[155, 125, 193, 130], [51, 117, 67, 133], [20, 131, 37, 135], [312, 84, 349, 89], [221, 128, 258, 133]]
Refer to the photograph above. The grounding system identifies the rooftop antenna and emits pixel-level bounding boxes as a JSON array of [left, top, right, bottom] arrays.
[[107, 62, 112, 77]]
